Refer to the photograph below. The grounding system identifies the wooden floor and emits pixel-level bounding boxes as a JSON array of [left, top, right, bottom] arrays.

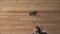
[[0, 10, 60, 34]]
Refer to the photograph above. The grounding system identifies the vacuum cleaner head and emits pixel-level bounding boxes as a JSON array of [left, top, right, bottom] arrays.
[[29, 11, 37, 16]]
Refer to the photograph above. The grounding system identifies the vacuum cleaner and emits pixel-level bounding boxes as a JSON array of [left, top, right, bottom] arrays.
[[29, 11, 47, 34]]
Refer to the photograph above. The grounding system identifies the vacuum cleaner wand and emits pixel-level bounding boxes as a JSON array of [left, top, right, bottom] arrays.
[[29, 11, 47, 34]]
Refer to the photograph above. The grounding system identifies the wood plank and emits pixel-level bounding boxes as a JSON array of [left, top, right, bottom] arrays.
[[0, 10, 60, 13]]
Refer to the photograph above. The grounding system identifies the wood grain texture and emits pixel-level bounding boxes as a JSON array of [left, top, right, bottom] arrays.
[[0, 10, 60, 34], [0, 0, 60, 34], [0, 0, 60, 10]]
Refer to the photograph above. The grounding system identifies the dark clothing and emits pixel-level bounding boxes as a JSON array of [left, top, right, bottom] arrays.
[[41, 32, 47, 34], [33, 32, 47, 34], [33, 26, 47, 34]]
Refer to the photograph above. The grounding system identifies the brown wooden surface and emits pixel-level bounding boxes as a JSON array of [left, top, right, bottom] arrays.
[[0, 0, 60, 34], [0, 10, 60, 34], [0, 0, 60, 10]]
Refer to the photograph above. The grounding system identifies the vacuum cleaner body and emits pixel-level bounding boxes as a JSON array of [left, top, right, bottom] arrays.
[[29, 11, 37, 16]]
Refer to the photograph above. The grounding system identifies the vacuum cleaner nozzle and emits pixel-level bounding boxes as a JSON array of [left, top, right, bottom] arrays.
[[29, 11, 37, 16]]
